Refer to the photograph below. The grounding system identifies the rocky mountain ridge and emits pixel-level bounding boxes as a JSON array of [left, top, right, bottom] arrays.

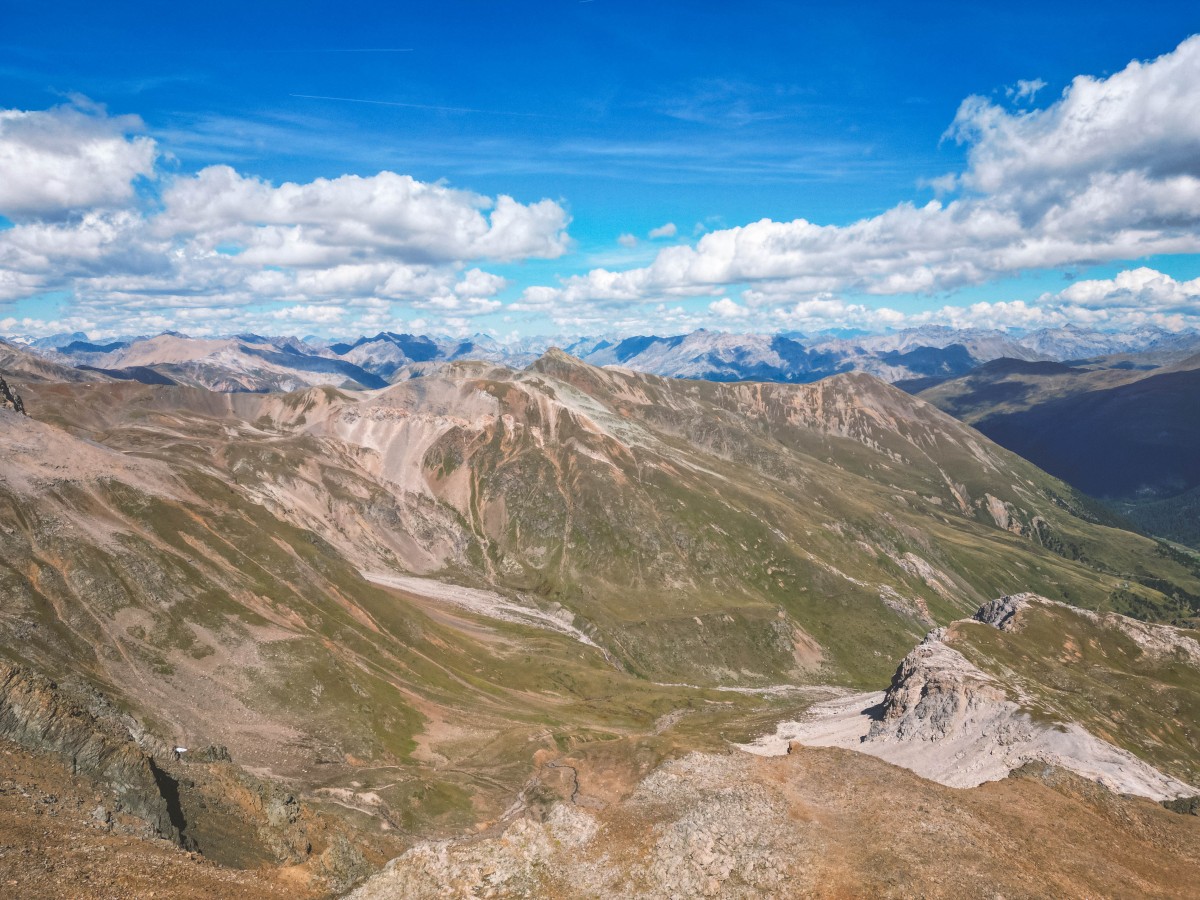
[[14, 324, 1200, 393]]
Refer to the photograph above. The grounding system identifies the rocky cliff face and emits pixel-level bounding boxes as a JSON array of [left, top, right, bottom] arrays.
[[0, 660, 379, 892], [744, 597, 1198, 799], [0, 662, 179, 841], [0, 374, 26, 415], [861, 618, 1195, 798], [866, 628, 1009, 743]]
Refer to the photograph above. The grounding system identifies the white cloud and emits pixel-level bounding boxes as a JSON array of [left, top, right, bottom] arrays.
[[951, 41, 1200, 199], [709, 297, 748, 319], [8, 35, 1200, 341], [159, 165, 570, 265], [1005, 78, 1047, 103], [890, 267, 1200, 333], [269, 304, 346, 324], [617, 233, 638, 248], [513, 263, 1200, 337], [0, 100, 157, 219], [520, 36, 1200, 323], [0, 99, 571, 336], [453, 268, 508, 298], [1054, 266, 1200, 315], [768, 296, 904, 330]]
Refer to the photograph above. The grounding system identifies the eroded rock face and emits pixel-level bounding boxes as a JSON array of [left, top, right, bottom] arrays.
[[0, 374, 27, 416], [348, 744, 1200, 900], [750, 618, 1196, 799], [867, 629, 1008, 742], [973, 593, 1041, 631], [0, 662, 376, 889], [973, 592, 1200, 664], [348, 754, 804, 900], [0, 662, 178, 841]]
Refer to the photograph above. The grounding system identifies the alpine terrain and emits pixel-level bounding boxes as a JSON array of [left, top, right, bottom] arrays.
[[0, 343, 1198, 897], [7, 7, 1200, 896]]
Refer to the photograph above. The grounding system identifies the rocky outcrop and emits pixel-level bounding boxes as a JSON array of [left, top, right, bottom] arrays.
[[0, 661, 373, 889], [0, 374, 26, 415], [746, 621, 1196, 799], [982, 493, 1028, 535], [0, 662, 180, 841], [973, 593, 1040, 631], [1094, 607, 1200, 665], [974, 592, 1200, 663], [867, 629, 1008, 742], [348, 742, 1200, 899], [348, 754, 798, 900], [1161, 795, 1200, 816]]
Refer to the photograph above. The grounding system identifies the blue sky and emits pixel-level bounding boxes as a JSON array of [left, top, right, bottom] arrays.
[[3, 1, 1200, 339]]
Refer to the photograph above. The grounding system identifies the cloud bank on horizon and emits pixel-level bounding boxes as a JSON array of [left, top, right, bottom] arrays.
[[3, 35, 1200, 340]]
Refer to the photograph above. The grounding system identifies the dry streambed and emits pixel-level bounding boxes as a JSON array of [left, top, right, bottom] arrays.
[[362, 571, 605, 650]]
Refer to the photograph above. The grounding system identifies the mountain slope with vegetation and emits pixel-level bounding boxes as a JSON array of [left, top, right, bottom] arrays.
[[2, 351, 1198, 894], [919, 353, 1200, 547]]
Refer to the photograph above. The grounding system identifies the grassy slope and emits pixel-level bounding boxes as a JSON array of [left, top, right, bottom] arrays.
[[0, 440, 776, 847], [919, 357, 1200, 548]]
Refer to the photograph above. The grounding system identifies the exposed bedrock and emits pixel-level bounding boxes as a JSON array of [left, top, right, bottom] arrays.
[[0, 662, 180, 841]]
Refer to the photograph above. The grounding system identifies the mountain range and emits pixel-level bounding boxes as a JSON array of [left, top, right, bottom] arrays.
[[11, 324, 1199, 393], [1, 337, 1199, 895], [19, 324, 1199, 554]]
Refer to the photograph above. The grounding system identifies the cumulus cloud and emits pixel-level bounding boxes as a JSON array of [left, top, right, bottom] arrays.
[[950, 42, 1200, 199], [524, 263, 1200, 338], [874, 267, 1200, 333], [0, 100, 570, 335], [1049, 266, 1200, 324], [159, 165, 569, 265], [617, 233, 638, 248], [8, 35, 1200, 340], [268, 303, 346, 325], [709, 297, 748, 319], [520, 36, 1200, 326], [0, 100, 157, 219]]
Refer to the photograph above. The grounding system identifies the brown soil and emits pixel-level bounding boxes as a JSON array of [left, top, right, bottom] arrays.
[[352, 745, 1200, 899]]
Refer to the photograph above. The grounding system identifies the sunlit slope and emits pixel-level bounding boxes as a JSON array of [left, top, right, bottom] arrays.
[[1, 406, 764, 857], [22, 352, 1199, 692], [7, 352, 1200, 881]]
